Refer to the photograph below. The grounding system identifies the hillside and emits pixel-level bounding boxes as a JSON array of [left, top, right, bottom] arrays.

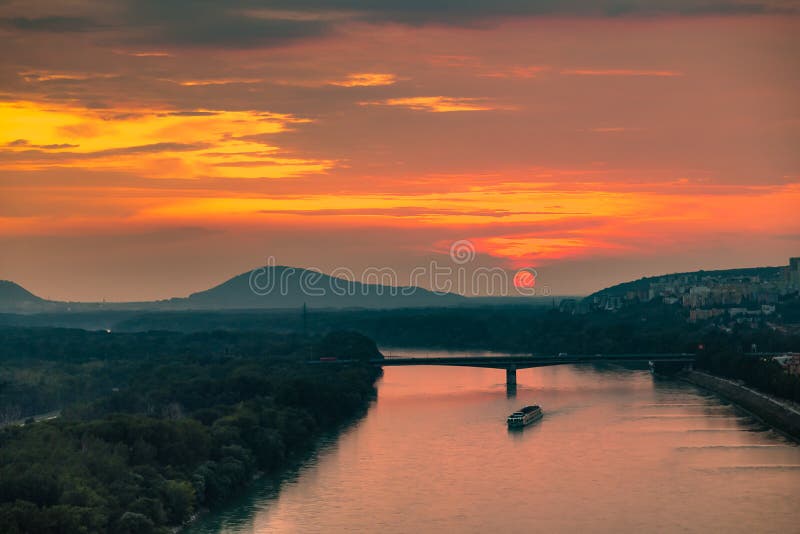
[[589, 266, 785, 300], [0, 280, 49, 312], [0, 266, 467, 313], [175, 266, 466, 309]]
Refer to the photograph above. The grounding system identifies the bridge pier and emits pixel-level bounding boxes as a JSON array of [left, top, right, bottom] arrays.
[[506, 365, 517, 386], [506, 382, 517, 398]]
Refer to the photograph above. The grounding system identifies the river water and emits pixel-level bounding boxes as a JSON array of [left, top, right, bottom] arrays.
[[188, 349, 800, 533]]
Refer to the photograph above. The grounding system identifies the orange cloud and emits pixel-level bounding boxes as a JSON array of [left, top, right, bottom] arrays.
[[19, 70, 118, 82], [328, 73, 398, 87], [361, 96, 506, 112], [0, 101, 332, 179], [164, 78, 263, 86], [122, 51, 172, 57], [476, 235, 619, 263]]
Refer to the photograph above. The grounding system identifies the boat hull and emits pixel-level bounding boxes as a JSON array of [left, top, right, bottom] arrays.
[[507, 410, 543, 428]]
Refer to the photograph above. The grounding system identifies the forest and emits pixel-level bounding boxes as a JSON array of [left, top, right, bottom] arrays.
[[693, 340, 800, 403], [2, 300, 800, 532], [0, 328, 381, 533]]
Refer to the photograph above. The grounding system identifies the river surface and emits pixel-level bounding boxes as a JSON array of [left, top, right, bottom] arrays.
[[188, 349, 800, 533]]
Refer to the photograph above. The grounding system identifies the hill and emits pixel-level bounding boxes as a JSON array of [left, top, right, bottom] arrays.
[[0, 280, 50, 312], [0, 266, 467, 313], [588, 266, 785, 300], [173, 266, 466, 309]]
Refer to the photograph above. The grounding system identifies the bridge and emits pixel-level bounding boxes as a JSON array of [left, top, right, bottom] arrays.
[[314, 353, 696, 386]]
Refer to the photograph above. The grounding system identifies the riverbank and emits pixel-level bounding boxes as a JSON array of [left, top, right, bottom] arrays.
[[682, 370, 800, 440], [184, 361, 800, 533], [0, 327, 385, 533]]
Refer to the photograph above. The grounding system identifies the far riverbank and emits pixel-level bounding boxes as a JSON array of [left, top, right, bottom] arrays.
[[682, 370, 800, 440]]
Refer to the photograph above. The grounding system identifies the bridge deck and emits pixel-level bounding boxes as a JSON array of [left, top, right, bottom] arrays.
[[307, 353, 695, 369], [372, 353, 694, 368]]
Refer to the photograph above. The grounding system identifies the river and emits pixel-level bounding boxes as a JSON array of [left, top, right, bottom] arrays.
[[188, 349, 800, 533]]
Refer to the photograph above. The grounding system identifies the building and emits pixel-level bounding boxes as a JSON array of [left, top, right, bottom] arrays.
[[689, 308, 725, 322]]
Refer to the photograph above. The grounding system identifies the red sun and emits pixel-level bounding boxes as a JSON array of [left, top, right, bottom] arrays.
[[513, 270, 537, 288]]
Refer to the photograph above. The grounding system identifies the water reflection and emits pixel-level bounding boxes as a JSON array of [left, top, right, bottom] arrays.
[[188, 350, 800, 534]]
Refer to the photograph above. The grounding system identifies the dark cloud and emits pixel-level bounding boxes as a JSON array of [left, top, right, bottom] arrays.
[[1, 16, 99, 32], [272, 0, 797, 23], [0, 142, 206, 162], [2, 1, 796, 47], [39, 143, 80, 149], [4, 139, 79, 149], [85, 142, 210, 157], [120, 1, 333, 47], [258, 207, 589, 218], [160, 111, 221, 117]]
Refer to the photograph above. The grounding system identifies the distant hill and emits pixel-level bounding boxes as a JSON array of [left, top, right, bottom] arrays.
[[172, 266, 466, 309], [588, 265, 785, 300], [0, 280, 50, 312], [0, 266, 467, 313], [2, 263, 788, 315]]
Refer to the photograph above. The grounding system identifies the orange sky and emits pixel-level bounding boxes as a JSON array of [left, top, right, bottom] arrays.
[[1, 2, 799, 300]]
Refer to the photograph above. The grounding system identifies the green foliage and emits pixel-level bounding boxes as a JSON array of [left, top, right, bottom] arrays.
[[1, 302, 797, 532], [695, 345, 800, 403], [315, 330, 382, 361], [0, 328, 380, 533]]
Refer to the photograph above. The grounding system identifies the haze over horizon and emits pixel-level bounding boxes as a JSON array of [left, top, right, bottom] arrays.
[[1, 1, 799, 301], [0, 260, 793, 305]]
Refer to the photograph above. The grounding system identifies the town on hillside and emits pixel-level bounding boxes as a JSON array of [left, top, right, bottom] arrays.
[[571, 257, 799, 315]]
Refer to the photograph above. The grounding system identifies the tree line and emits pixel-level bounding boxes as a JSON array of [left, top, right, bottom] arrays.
[[0, 328, 381, 533]]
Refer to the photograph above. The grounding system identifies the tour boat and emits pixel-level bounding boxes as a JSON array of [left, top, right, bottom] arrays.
[[507, 405, 543, 428]]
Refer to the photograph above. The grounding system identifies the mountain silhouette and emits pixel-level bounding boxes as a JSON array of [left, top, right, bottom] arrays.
[[0, 280, 49, 312], [0, 266, 466, 312], [176, 266, 466, 309]]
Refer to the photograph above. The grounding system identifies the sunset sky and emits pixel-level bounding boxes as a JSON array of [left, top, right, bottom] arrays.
[[1, 1, 799, 301]]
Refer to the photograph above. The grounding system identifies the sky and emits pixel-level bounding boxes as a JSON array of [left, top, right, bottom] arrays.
[[1, 0, 799, 301]]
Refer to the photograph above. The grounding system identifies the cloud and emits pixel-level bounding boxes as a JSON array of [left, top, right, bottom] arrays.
[[162, 78, 264, 87], [259, 0, 798, 26], [121, 3, 333, 48], [0, 102, 333, 179], [0, 143, 209, 163], [328, 73, 398, 87], [361, 96, 506, 112], [5, 139, 30, 147], [19, 70, 119, 83], [158, 111, 221, 117], [3, 1, 794, 48], [561, 69, 683, 77], [273, 72, 399, 88], [1, 16, 98, 32], [90, 142, 209, 157], [257, 207, 588, 218], [121, 51, 172, 57], [5, 139, 79, 149]]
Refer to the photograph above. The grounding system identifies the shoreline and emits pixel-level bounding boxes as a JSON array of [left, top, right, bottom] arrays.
[[176, 395, 376, 532], [681, 370, 800, 441]]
